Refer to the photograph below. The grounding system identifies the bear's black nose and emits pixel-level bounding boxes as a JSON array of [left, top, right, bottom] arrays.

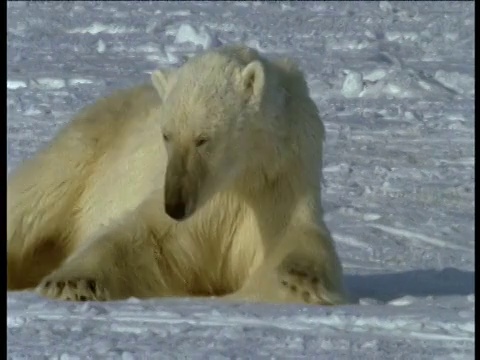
[[165, 201, 186, 221]]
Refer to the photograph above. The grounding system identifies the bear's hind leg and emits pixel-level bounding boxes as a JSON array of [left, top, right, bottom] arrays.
[[7, 126, 96, 290]]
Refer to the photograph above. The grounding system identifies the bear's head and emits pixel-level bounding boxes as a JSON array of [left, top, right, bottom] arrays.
[[151, 46, 287, 221]]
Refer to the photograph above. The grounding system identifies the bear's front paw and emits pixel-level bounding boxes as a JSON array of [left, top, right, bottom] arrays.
[[36, 275, 110, 302], [277, 254, 346, 306]]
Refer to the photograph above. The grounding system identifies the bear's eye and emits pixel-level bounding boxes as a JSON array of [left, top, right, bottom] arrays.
[[195, 137, 209, 147], [162, 133, 170, 142]]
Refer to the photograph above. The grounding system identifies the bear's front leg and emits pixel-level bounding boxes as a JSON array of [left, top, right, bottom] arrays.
[[224, 225, 348, 306], [38, 276, 110, 302], [36, 213, 168, 302], [275, 252, 347, 305], [36, 241, 118, 301]]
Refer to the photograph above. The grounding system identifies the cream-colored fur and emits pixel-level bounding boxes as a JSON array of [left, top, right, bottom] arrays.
[[7, 45, 348, 305]]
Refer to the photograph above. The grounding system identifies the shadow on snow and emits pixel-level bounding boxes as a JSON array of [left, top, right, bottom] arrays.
[[344, 267, 475, 303]]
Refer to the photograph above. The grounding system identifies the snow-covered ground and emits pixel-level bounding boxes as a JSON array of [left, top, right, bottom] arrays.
[[7, 1, 474, 359]]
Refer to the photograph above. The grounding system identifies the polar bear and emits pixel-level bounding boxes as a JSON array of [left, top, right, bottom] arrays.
[[7, 45, 347, 305]]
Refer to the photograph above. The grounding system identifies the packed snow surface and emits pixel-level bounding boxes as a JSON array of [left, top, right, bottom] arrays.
[[7, 1, 474, 359]]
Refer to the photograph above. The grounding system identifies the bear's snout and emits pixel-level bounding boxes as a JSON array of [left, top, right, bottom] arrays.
[[165, 201, 187, 221], [164, 148, 205, 221]]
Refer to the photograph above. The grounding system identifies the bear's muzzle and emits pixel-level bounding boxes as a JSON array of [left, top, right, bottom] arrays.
[[165, 200, 187, 221]]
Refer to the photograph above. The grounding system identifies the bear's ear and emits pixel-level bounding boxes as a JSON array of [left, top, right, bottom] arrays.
[[151, 69, 170, 101], [240, 60, 265, 101]]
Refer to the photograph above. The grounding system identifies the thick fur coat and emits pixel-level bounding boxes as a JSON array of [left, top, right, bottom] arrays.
[[7, 45, 347, 305]]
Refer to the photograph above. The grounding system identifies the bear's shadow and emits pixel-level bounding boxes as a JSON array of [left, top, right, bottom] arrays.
[[344, 267, 475, 303]]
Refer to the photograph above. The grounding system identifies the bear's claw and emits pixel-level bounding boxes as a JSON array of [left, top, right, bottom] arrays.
[[277, 254, 344, 305], [37, 276, 110, 301]]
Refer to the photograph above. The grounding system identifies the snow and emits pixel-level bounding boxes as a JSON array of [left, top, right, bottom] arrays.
[[7, 1, 474, 359], [173, 24, 221, 50]]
